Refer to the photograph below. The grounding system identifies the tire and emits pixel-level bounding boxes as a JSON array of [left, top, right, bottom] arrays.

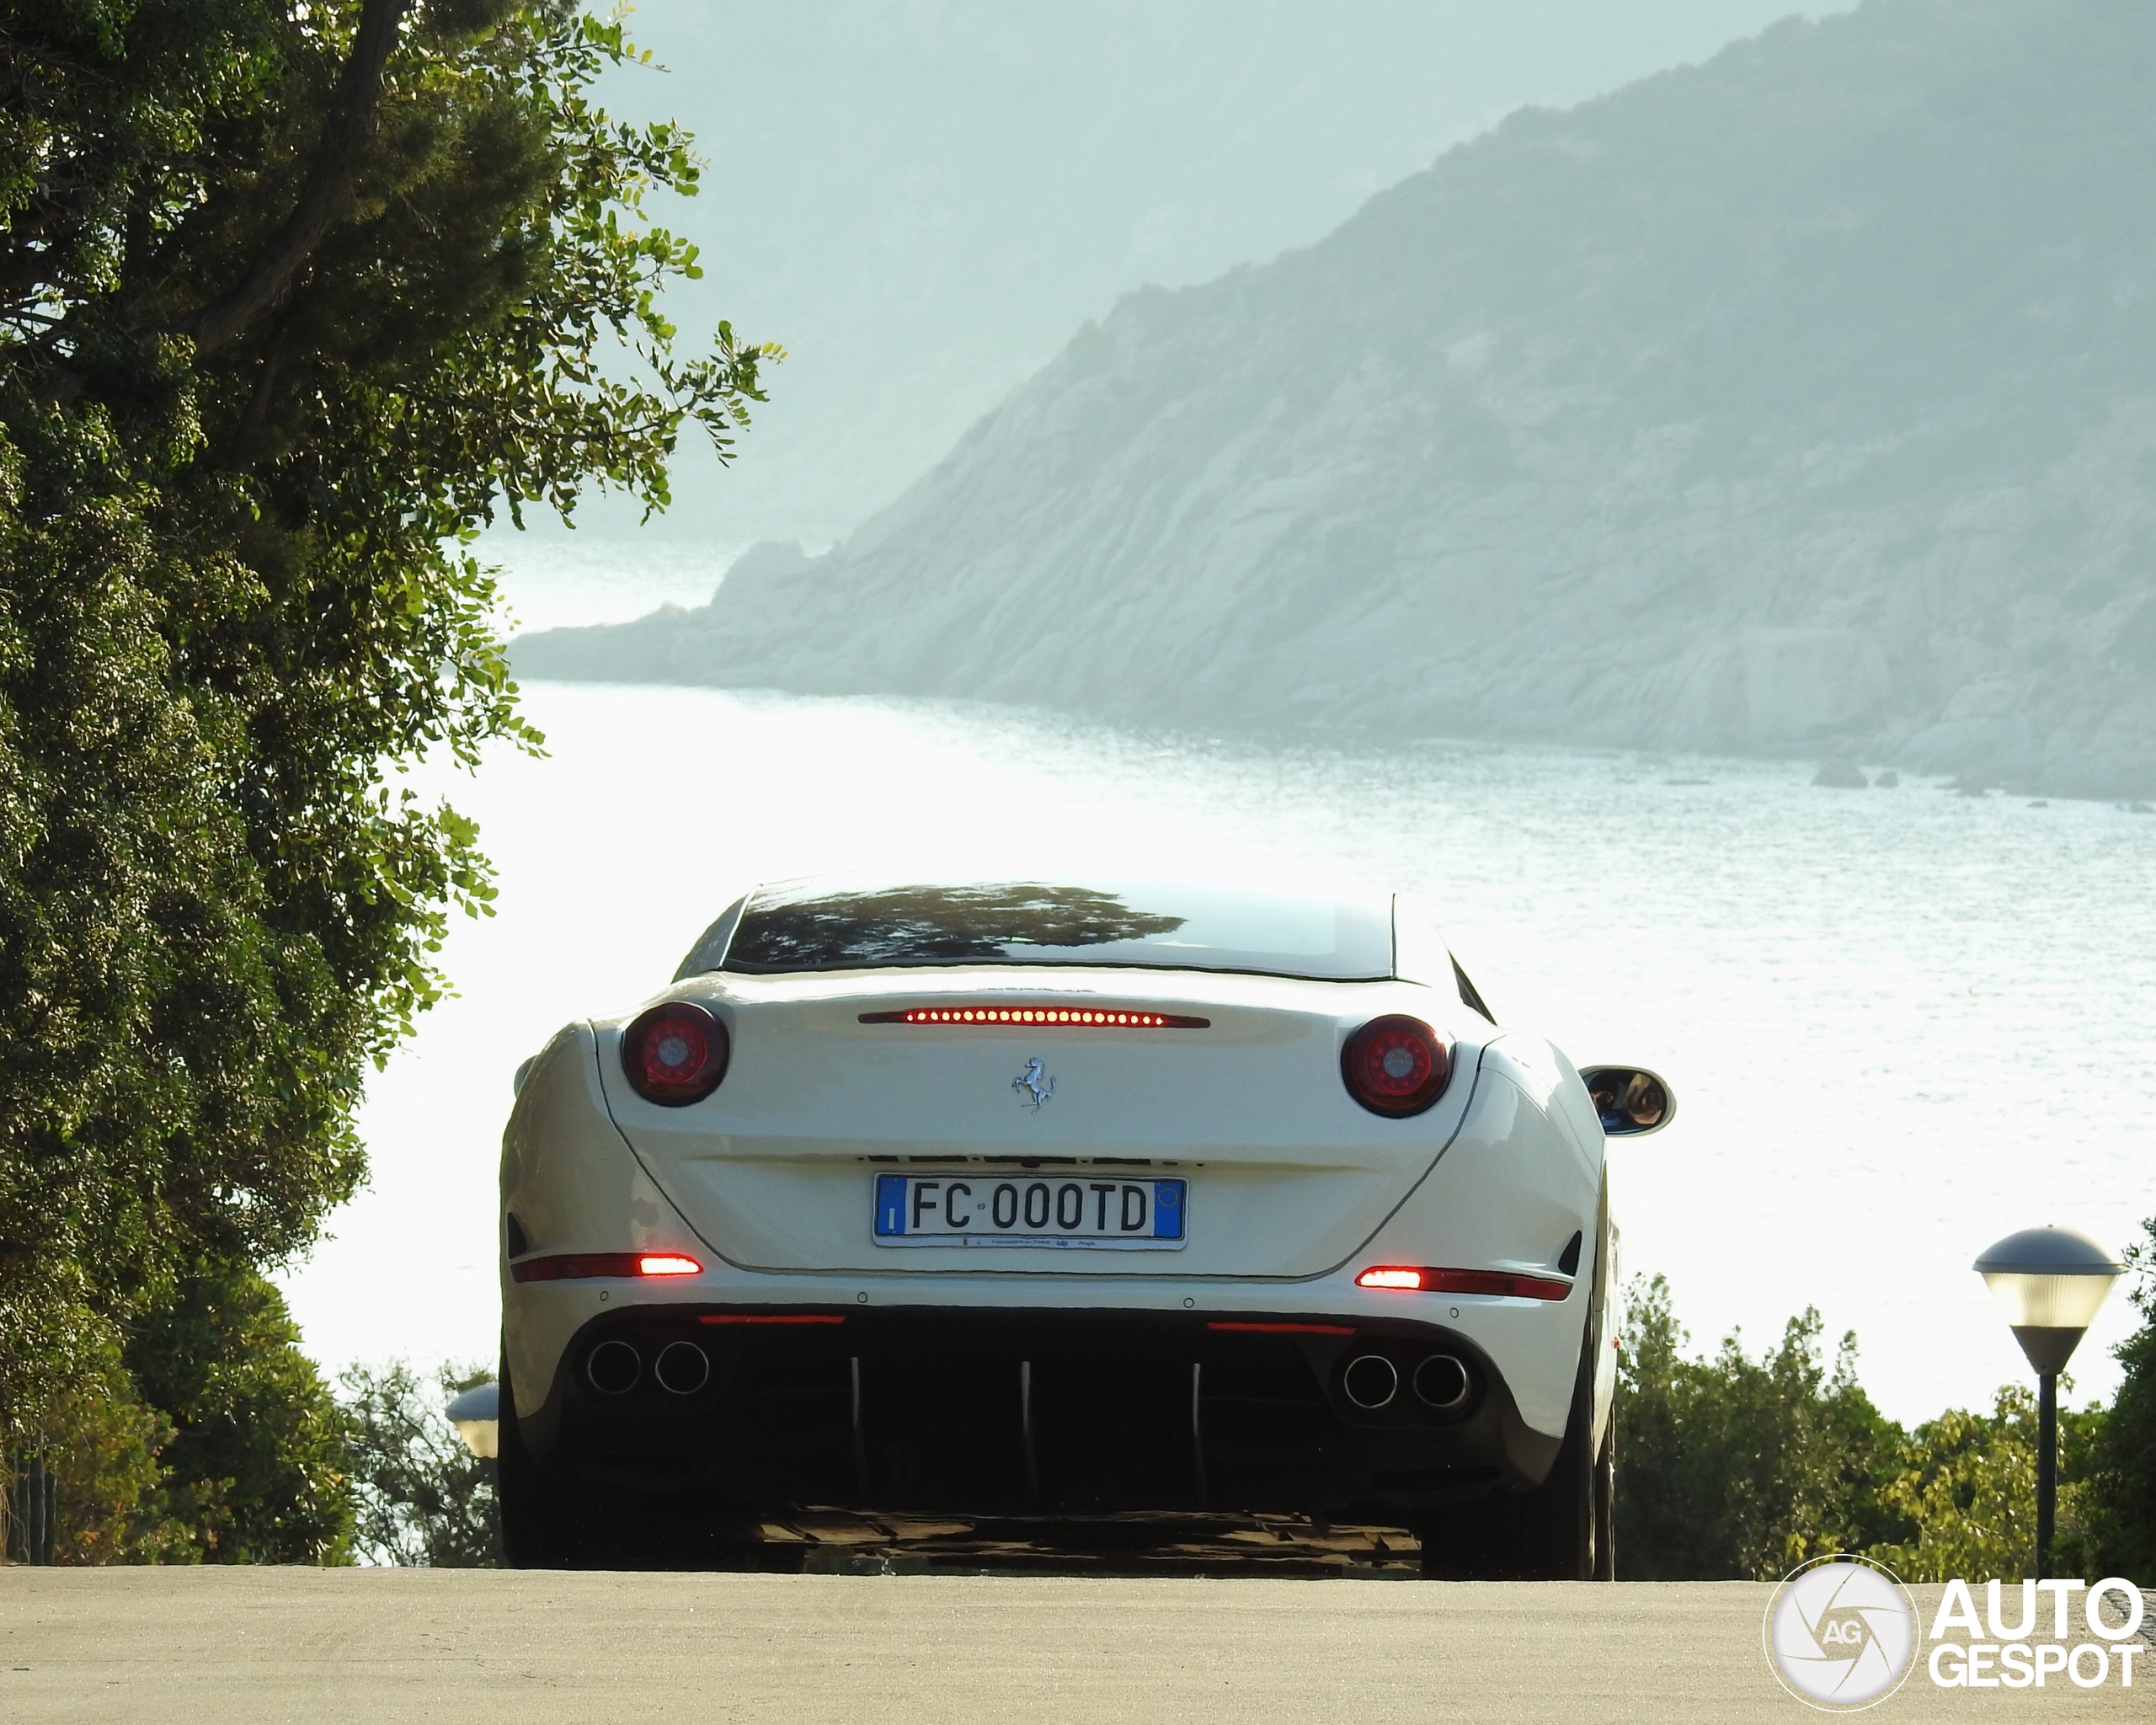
[[498, 1348, 564, 1568], [1417, 1327, 1600, 1580], [1505, 1333, 1598, 1580], [1591, 1414, 1617, 1581]]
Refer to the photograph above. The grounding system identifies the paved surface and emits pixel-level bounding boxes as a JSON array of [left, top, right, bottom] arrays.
[[2, 1570, 2151, 1722]]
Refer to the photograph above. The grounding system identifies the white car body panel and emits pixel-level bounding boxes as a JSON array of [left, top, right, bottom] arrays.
[[496, 876, 1654, 1573], [504, 1016, 1605, 1443], [593, 968, 1489, 1281]]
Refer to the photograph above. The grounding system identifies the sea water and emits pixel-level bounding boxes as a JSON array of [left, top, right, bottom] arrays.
[[279, 681, 2156, 1424]]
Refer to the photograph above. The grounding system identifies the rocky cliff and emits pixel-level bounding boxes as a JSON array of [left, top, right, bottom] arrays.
[[515, 0, 2156, 796]]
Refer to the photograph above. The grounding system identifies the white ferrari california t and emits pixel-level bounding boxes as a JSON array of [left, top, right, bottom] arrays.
[[496, 874, 1671, 1577]]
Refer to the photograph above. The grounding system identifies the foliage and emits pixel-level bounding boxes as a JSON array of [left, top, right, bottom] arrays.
[[1617, 1274, 1908, 1578], [1615, 1271, 2154, 1582], [123, 1258, 354, 1562], [1864, 1387, 2040, 1582], [339, 1359, 497, 1566], [2070, 1213, 2156, 1580], [0, 0, 771, 1443], [3, 1325, 170, 1563]]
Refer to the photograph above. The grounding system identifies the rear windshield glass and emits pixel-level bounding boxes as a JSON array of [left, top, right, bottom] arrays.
[[702, 878, 1396, 980]]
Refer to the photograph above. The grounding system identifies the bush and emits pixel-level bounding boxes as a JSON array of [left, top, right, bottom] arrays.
[[2069, 1215, 2156, 1580], [1865, 1388, 2039, 1581], [339, 1360, 498, 1567], [1617, 1274, 1907, 1578], [4, 1262, 350, 1564], [1616, 1268, 2149, 1582], [3, 1327, 170, 1563], [124, 1258, 354, 1563]]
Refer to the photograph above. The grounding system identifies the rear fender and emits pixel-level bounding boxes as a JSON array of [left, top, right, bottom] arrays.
[[499, 1022, 707, 1419], [1347, 1035, 1604, 1445]]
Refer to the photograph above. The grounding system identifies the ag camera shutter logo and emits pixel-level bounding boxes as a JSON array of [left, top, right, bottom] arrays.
[[1764, 1555, 1919, 1711]]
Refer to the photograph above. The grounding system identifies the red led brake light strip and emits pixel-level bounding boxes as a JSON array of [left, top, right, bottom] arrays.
[[1356, 1266, 1573, 1300], [859, 1007, 1209, 1028], [511, 1252, 702, 1283]]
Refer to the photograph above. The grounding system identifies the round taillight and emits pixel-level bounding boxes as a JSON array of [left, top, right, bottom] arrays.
[[1342, 1014, 1450, 1118], [621, 1001, 729, 1106]]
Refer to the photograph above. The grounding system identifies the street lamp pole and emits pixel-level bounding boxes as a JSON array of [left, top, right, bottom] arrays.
[[1973, 1226, 2123, 1582], [2035, 1369, 2057, 1581]]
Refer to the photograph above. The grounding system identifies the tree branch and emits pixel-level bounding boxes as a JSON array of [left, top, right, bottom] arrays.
[[173, 0, 412, 356]]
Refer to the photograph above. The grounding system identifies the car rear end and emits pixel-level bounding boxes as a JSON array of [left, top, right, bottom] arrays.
[[498, 879, 1609, 1567]]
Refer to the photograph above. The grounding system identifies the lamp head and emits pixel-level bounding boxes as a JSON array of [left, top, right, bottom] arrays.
[[445, 1380, 500, 1460], [1974, 1226, 2123, 1375]]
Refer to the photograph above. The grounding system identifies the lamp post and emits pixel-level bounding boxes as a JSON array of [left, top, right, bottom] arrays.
[[446, 1381, 499, 1461], [1973, 1226, 2123, 1581]]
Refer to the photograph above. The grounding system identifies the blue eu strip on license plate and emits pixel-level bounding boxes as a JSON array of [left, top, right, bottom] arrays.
[[873, 1172, 1188, 1248]]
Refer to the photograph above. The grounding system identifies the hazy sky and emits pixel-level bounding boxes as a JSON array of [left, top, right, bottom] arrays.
[[526, 1, 1851, 550]]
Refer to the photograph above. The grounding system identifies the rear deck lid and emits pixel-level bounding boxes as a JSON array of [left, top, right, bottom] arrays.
[[599, 970, 1484, 1279]]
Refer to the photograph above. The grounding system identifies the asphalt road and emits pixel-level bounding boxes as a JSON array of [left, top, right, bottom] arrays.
[[3, 1570, 2150, 1723]]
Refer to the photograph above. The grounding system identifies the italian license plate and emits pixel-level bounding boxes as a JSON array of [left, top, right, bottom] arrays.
[[873, 1172, 1187, 1249]]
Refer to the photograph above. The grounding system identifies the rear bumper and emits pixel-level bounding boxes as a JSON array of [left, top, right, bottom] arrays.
[[514, 1302, 1569, 1521]]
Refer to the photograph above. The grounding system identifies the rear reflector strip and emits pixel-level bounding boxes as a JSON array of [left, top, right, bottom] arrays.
[[859, 1007, 1209, 1028], [697, 1313, 847, 1326], [1207, 1321, 1357, 1336], [511, 1252, 702, 1283], [1356, 1265, 1573, 1300]]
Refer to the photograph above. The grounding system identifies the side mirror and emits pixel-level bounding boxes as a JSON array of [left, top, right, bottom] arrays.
[[1580, 1066, 1674, 1136]]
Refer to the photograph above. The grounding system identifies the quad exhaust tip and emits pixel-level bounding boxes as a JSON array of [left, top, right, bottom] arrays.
[[654, 1340, 712, 1397], [1342, 1354, 1399, 1410], [1414, 1353, 1470, 1410], [585, 1339, 641, 1397]]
